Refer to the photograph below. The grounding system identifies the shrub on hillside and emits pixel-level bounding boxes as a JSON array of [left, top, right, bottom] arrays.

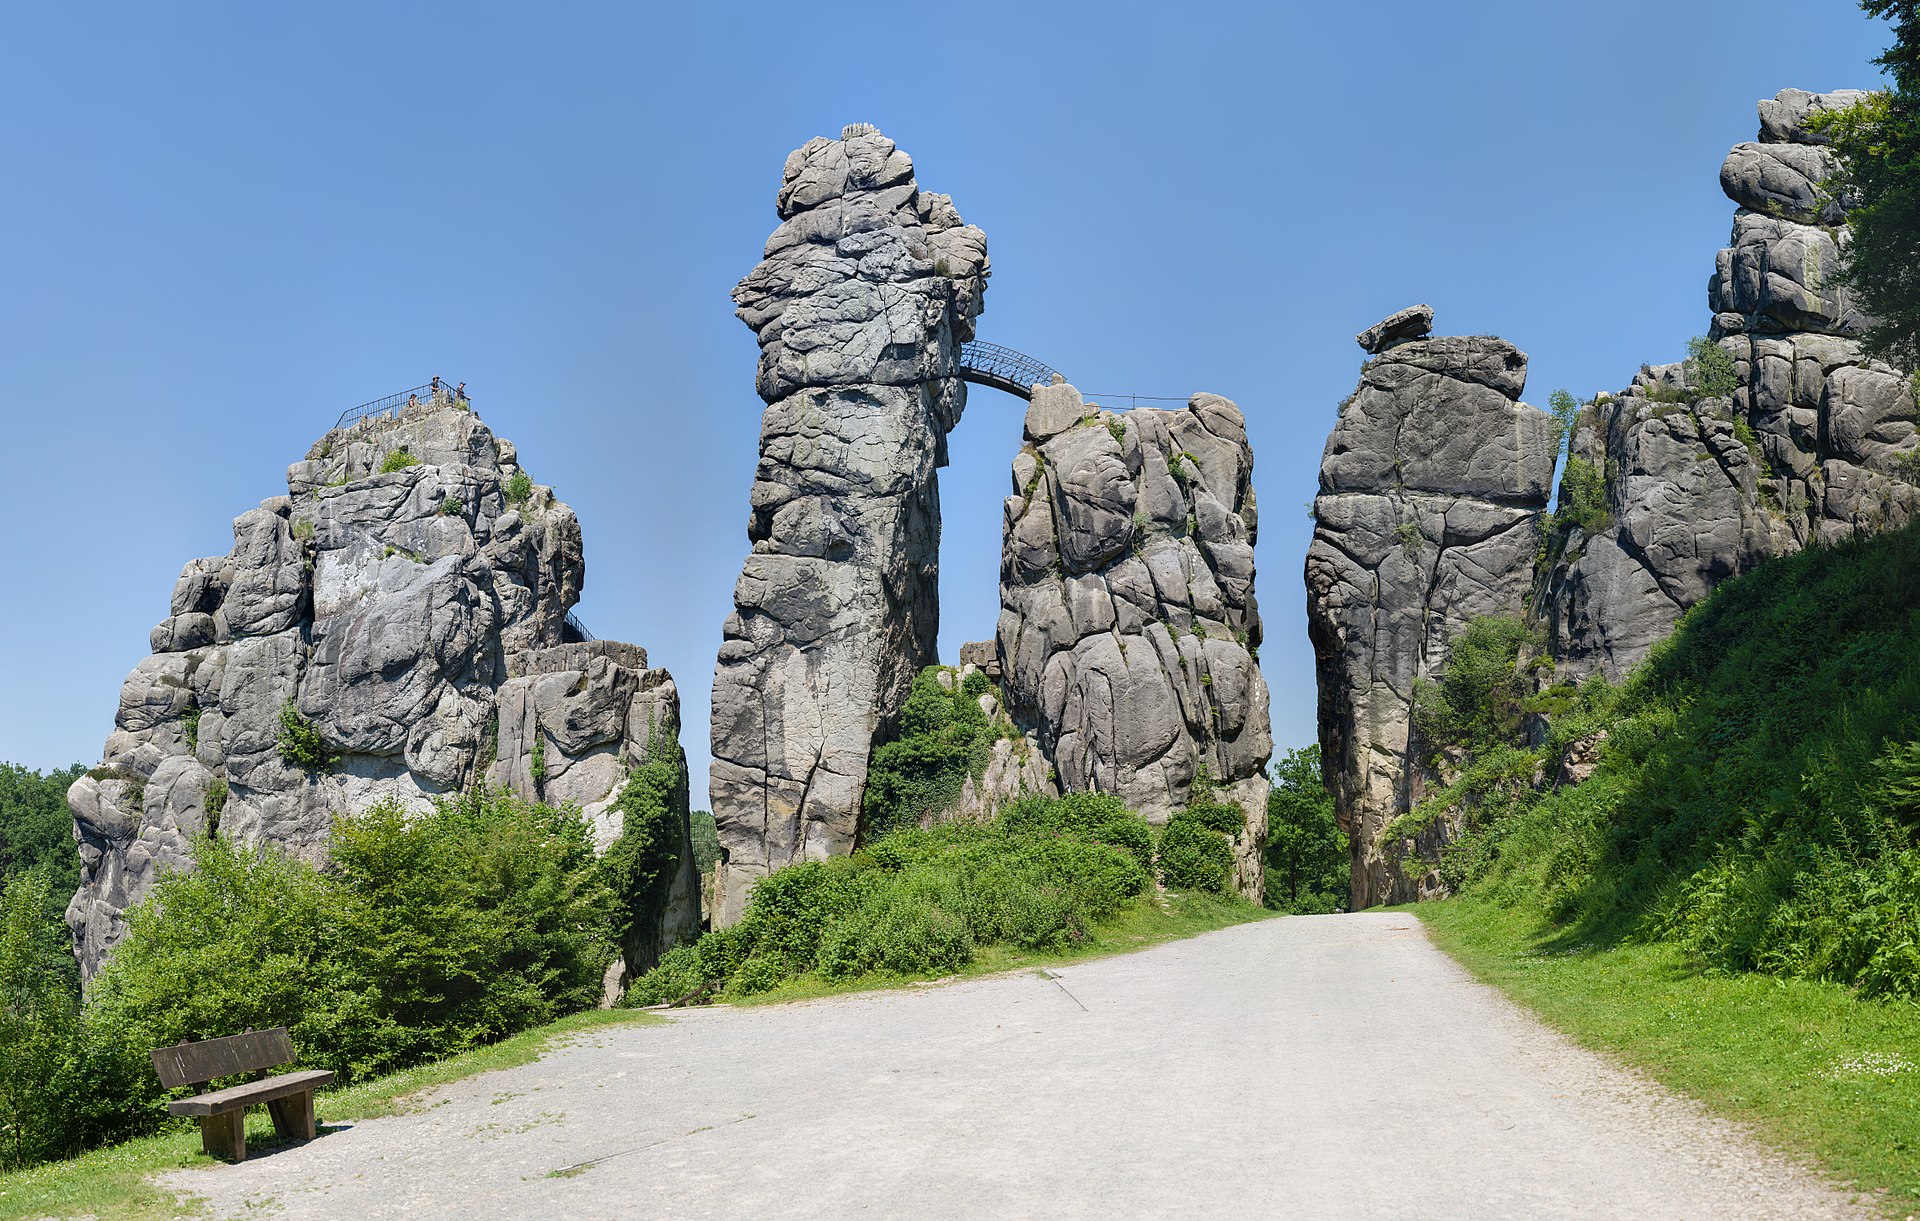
[[623, 794, 1157, 1005], [1159, 800, 1245, 895], [1434, 522, 1920, 999]]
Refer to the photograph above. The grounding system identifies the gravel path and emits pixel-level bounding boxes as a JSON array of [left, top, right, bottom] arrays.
[[160, 913, 1868, 1219]]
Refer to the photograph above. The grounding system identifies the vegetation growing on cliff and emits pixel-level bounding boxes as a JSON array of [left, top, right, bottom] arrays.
[[601, 723, 692, 965], [860, 665, 1007, 842], [1417, 523, 1920, 1000]]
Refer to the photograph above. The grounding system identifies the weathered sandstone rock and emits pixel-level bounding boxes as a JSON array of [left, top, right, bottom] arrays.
[[1307, 324, 1556, 908], [710, 126, 989, 923], [1310, 88, 1920, 911], [1542, 88, 1920, 681], [999, 383, 1273, 897], [69, 394, 697, 978]]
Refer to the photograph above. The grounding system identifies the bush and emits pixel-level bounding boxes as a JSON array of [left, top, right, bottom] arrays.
[[1684, 335, 1740, 402], [622, 795, 1158, 1002], [1410, 615, 1536, 755], [1556, 456, 1609, 534], [90, 788, 621, 1087], [378, 448, 419, 474], [1159, 801, 1244, 895], [504, 472, 534, 507], [1264, 745, 1348, 914], [276, 700, 339, 772], [0, 873, 153, 1170]]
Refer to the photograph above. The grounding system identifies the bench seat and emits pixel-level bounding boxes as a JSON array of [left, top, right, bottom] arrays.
[[166, 1069, 336, 1118]]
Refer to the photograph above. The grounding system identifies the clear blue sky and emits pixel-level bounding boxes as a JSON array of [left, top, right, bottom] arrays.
[[0, 2, 1891, 793]]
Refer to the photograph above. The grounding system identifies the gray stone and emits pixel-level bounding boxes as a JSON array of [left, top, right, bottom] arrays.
[[711, 127, 989, 924], [1308, 329, 1555, 909], [1355, 304, 1435, 354], [1756, 87, 1871, 145], [1000, 388, 1272, 898], [68, 396, 696, 980]]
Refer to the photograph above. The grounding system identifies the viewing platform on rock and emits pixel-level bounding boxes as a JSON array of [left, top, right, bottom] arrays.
[[334, 380, 469, 430]]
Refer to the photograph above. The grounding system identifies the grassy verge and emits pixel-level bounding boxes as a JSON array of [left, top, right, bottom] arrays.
[[719, 890, 1271, 1007], [1417, 898, 1920, 1217], [0, 1009, 663, 1221]]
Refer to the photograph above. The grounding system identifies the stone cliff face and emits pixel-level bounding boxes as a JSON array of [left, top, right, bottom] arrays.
[[710, 125, 989, 923], [999, 382, 1273, 896], [68, 394, 698, 978], [1539, 87, 1920, 679], [1309, 88, 1920, 908], [1307, 318, 1557, 907]]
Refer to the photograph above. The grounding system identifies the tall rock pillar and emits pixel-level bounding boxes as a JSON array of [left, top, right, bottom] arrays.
[[1306, 311, 1557, 908], [710, 126, 988, 923]]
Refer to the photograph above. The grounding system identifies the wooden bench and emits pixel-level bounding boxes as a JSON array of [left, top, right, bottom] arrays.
[[150, 1027, 335, 1163]]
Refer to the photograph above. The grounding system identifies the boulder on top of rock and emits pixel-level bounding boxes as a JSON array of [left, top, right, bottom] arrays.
[[1356, 304, 1435, 354]]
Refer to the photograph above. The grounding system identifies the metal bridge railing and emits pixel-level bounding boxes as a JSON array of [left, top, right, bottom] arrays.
[[958, 341, 1062, 398], [334, 381, 466, 431], [562, 611, 594, 643]]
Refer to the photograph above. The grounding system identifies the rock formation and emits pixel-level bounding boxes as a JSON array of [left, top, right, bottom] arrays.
[[1307, 323, 1558, 907], [1309, 88, 1920, 908], [999, 382, 1273, 896], [1539, 87, 1920, 679], [67, 393, 698, 978], [710, 125, 989, 923]]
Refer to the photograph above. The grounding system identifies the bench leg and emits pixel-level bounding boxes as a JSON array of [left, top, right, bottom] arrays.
[[200, 1110, 246, 1162], [268, 1089, 317, 1141]]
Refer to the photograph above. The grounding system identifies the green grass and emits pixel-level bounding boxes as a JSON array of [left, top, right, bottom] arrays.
[[1417, 898, 1920, 1217], [0, 1009, 662, 1220], [717, 890, 1270, 1007]]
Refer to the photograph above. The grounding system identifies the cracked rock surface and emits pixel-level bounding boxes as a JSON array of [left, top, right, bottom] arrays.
[[68, 395, 697, 978], [1541, 87, 1919, 681], [1308, 331, 1556, 908], [1309, 87, 1920, 911], [999, 382, 1272, 898], [710, 126, 989, 924]]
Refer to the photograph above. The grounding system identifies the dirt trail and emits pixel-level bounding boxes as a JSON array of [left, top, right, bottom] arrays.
[[161, 913, 1867, 1219]]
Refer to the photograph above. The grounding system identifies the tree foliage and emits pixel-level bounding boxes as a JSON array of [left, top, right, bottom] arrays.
[[1809, 3, 1920, 368], [0, 762, 86, 952], [1264, 745, 1348, 914]]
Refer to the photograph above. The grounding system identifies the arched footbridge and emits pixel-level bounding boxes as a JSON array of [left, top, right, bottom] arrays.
[[957, 341, 1062, 401], [956, 342, 1186, 410]]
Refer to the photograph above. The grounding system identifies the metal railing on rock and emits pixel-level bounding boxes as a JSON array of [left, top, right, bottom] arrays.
[[334, 381, 467, 431]]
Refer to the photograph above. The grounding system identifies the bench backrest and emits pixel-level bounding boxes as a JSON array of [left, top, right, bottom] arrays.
[[150, 1027, 295, 1088]]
